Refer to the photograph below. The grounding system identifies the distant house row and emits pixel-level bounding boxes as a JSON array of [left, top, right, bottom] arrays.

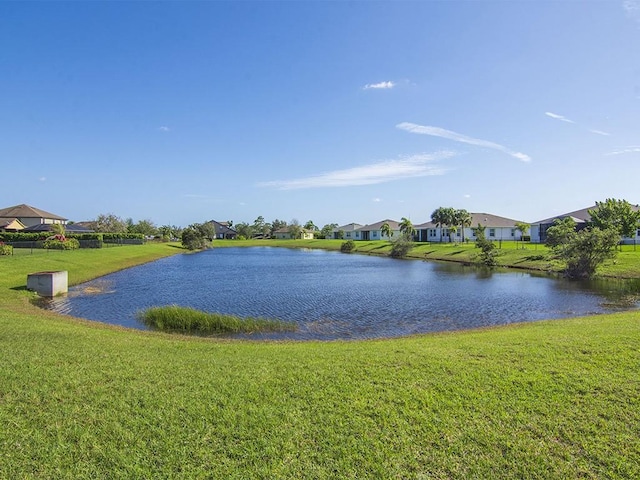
[[3, 203, 639, 244], [331, 206, 640, 244], [329, 213, 528, 243]]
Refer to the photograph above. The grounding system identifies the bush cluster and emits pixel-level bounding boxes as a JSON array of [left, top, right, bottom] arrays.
[[0, 243, 13, 255], [340, 240, 356, 253], [43, 238, 80, 250]]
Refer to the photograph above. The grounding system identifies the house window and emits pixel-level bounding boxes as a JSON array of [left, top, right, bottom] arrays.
[[346, 232, 351, 238], [429, 229, 436, 237], [489, 229, 495, 237], [637, 229, 640, 237], [373, 232, 378, 237]]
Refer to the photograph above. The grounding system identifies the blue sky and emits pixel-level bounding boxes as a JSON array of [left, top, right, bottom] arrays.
[[3, 1, 639, 228]]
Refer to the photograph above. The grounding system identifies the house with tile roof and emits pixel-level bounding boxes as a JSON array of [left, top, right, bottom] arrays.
[[329, 223, 363, 240], [530, 204, 640, 244], [354, 219, 401, 241], [273, 227, 315, 240], [0, 204, 67, 230], [415, 213, 527, 243]]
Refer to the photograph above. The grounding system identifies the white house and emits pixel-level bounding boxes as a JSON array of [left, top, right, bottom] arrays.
[[354, 219, 401, 241], [330, 223, 363, 240], [415, 213, 527, 243]]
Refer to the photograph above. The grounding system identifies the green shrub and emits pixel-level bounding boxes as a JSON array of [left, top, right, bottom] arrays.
[[390, 237, 414, 258], [340, 240, 356, 253], [0, 243, 12, 255], [43, 238, 80, 250], [138, 305, 296, 334], [0, 232, 45, 242]]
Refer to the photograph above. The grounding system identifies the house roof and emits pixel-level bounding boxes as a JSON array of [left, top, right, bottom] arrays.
[[357, 219, 400, 231], [333, 223, 363, 232], [0, 204, 67, 222], [209, 220, 237, 236], [415, 213, 524, 229], [273, 227, 314, 234], [0, 218, 26, 230], [533, 204, 640, 225]]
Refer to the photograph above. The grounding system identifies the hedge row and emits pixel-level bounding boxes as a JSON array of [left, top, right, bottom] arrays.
[[0, 232, 145, 249], [0, 232, 144, 242]]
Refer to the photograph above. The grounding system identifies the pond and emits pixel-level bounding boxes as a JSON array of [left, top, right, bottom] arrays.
[[43, 247, 640, 341]]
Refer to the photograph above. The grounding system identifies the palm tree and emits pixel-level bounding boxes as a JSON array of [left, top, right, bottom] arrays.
[[454, 209, 472, 243], [515, 222, 530, 249], [380, 222, 393, 240], [431, 207, 455, 242], [399, 217, 416, 240]]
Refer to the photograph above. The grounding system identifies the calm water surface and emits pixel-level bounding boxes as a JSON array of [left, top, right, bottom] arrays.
[[44, 247, 640, 340]]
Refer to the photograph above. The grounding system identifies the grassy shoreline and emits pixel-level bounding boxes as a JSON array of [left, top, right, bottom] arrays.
[[214, 238, 640, 279], [1, 242, 639, 477]]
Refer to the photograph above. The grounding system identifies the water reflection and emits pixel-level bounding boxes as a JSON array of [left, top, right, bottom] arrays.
[[41, 247, 640, 341]]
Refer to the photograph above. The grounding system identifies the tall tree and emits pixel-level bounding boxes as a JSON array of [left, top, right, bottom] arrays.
[[93, 213, 128, 233], [235, 222, 252, 239], [515, 222, 530, 249], [270, 219, 287, 237], [288, 219, 302, 239], [399, 217, 415, 240], [453, 209, 472, 243], [546, 220, 619, 279], [431, 207, 455, 242], [304, 220, 318, 231], [380, 222, 393, 240], [320, 223, 338, 239], [129, 219, 158, 237], [588, 198, 640, 240]]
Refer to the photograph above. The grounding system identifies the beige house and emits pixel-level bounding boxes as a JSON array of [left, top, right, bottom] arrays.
[[0, 218, 26, 232], [0, 204, 67, 231], [273, 227, 315, 240]]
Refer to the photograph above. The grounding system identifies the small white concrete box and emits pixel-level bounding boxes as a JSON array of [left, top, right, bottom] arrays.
[[27, 271, 68, 297]]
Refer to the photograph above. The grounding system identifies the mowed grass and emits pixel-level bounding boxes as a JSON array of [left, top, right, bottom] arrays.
[[1, 243, 640, 478]]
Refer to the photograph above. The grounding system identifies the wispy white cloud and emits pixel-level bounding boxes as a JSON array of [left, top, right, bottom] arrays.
[[258, 151, 455, 190], [372, 198, 382, 203], [159, 126, 170, 132], [624, 1, 640, 24], [546, 112, 612, 136], [39, 177, 46, 182], [396, 122, 531, 162], [363, 81, 396, 90], [606, 146, 640, 155], [545, 112, 576, 124]]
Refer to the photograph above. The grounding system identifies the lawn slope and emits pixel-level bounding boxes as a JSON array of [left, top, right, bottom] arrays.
[[0, 244, 639, 478]]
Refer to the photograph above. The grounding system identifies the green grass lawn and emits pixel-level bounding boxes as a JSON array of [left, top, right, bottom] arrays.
[[1, 243, 639, 478]]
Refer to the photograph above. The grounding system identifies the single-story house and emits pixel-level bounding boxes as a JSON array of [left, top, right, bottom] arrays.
[[530, 204, 640, 244], [0, 204, 67, 230], [273, 227, 315, 240], [354, 219, 401, 241], [415, 213, 527, 243], [330, 223, 363, 240], [209, 220, 237, 240]]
